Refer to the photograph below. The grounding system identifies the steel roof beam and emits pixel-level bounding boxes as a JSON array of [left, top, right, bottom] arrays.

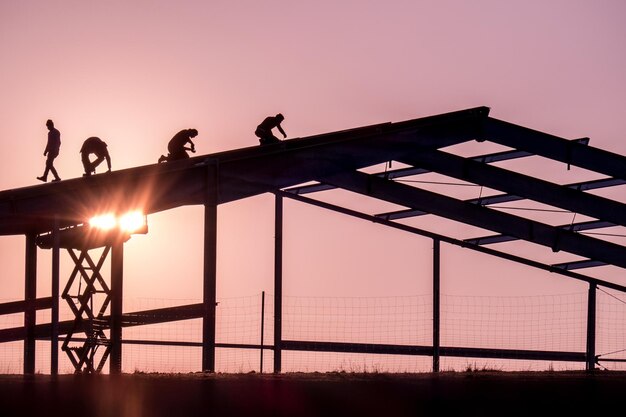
[[551, 259, 607, 271], [464, 220, 616, 246], [278, 190, 626, 292], [395, 149, 626, 228], [285, 138, 590, 196], [320, 170, 626, 269], [0, 107, 489, 236], [376, 177, 626, 221], [483, 117, 626, 180]]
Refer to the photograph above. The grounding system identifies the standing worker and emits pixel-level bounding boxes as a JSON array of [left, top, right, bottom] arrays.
[[37, 119, 62, 182], [158, 128, 199, 163], [255, 113, 286, 145], [80, 137, 111, 176]]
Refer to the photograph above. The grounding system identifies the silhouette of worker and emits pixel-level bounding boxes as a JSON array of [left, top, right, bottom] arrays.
[[80, 137, 111, 176], [37, 119, 62, 183], [158, 128, 198, 163], [255, 113, 286, 145]]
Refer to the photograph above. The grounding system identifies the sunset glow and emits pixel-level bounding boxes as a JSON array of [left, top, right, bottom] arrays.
[[1, 1, 626, 377]]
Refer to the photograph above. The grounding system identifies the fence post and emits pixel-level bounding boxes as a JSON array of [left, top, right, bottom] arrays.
[[260, 291, 265, 373], [586, 282, 597, 371], [433, 238, 440, 372]]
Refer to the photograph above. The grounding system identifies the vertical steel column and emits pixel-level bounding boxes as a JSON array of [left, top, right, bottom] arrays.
[[24, 233, 37, 374], [586, 282, 597, 371], [432, 239, 440, 372], [202, 163, 218, 372], [260, 290, 265, 373], [273, 194, 283, 373], [110, 239, 124, 374], [51, 218, 60, 375]]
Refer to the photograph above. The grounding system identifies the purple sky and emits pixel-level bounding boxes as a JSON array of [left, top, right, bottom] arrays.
[[1, 0, 626, 306]]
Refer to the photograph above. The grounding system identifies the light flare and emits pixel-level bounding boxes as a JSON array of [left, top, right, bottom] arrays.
[[119, 211, 146, 233], [89, 214, 117, 230], [89, 211, 146, 233]]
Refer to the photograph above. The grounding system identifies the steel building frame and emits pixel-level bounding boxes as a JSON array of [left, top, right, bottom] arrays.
[[1, 106, 625, 374]]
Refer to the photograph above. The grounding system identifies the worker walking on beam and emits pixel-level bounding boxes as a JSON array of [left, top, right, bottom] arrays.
[[158, 128, 199, 163], [255, 113, 287, 145], [80, 137, 111, 176], [37, 119, 62, 183]]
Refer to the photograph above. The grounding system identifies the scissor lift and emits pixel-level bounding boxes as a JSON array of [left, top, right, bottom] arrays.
[[61, 246, 112, 373], [37, 225, 130, 373]]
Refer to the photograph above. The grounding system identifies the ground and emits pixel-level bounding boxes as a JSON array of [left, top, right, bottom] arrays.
[[0, 371, 625, 417]]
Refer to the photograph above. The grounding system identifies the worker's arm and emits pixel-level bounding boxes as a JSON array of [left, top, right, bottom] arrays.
[[277, 124, 287, 138], [105, 154, 112, 172]]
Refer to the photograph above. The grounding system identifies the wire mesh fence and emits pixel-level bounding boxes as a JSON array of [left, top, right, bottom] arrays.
[[1, 290, 625, 374]]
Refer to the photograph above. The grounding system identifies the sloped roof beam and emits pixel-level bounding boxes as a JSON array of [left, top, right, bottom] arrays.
[[278, 190, 626, 291], [551, 259, 607, 271], [0, 107, 489, 235], [395, 149, 626, 228], [285, 138, 590, 196], [320, 170, 626, 269], [376, 177, 626, 221], [464, 220, 615, 245], [483, 118, 626, 180]]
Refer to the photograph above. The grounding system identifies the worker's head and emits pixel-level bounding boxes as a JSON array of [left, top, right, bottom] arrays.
[[276, 113, 284, 122], [189, 129, 198, 138], [46, 119, 54, 129]]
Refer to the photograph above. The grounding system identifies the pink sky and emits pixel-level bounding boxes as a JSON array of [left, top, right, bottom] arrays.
[[1, 0, 626, 316]]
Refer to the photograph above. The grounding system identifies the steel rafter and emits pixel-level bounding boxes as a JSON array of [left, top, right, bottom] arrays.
[[376, 177, 626, 221], [284, 138, 589, 196], [394, 149, 626, 229], [319, 170, 626, 270], [483, 118, 626, 180]]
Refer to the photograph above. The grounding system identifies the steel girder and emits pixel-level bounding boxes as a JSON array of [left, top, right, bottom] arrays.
[[395, 149, 626, 229], [482, 118, 626, 179], [319, 170, 626, 270], [0, 107, 489, 236]]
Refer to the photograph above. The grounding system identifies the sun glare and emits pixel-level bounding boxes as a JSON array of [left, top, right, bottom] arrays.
[[89, 211, 146, 233], [89, 214, 117, 230], [119, 211, 146, 233]]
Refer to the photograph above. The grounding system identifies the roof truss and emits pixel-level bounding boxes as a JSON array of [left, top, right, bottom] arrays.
[[1, 105, 625, 278]]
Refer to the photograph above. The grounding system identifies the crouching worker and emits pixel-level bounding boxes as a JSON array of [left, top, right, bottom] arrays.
[[255, 113, 286, 145], [158, 128, 199, 163], [80, 136, 111, 176]]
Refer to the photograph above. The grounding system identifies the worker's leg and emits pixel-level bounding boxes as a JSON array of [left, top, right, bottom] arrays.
[[81, 152, 92, 176], [91, 155, 104, 172]]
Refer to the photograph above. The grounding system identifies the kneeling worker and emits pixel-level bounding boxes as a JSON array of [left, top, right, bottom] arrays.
[[255, 113, 286, 145], [158, 128, 199, 163], [80, 136, 111, 176]]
